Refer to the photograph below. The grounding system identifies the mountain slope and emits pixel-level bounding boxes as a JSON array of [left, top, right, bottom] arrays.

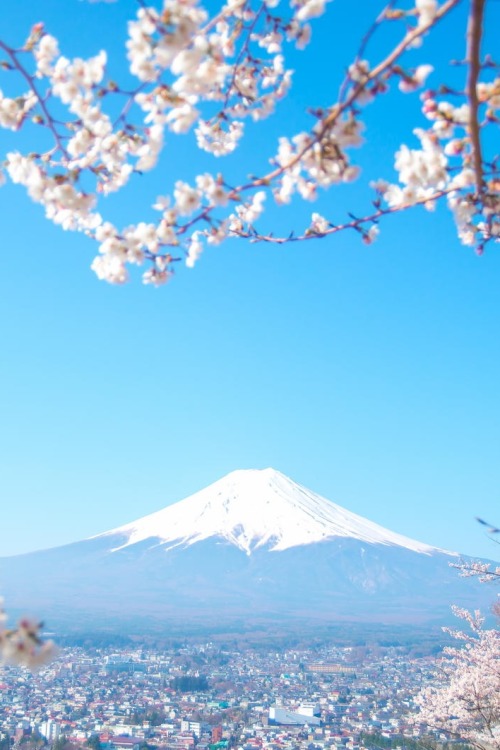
[[97, 468, 453, 556], [0, 468, 493, 633]]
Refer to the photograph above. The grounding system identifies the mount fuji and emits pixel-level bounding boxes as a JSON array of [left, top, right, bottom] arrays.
[[0, 469, 493, 633], [99, 468, 450, 556]]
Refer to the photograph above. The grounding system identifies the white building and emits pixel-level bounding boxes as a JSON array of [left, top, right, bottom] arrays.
[[40, 721, 61, 742]]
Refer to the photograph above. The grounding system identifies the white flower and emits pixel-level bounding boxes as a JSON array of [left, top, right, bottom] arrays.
[[206, 222, 229, 244], [156, 220, 177, 244], [95, 222, 117, 242], [195, 120, 244, 156], [348, 60, 370, 84], [166, 103, 200, 134], [228, 214, 244, 234], [0, 95, 23, 130], [236, 191, 266, 223], [92, 253, 129, 284], [195, 174, 229, 206], [67, 128, 94, 157], [174, 180, 201, 215], [35, 34, 59, 76], [393, 130, 448, 196], [131, 222, 159, 251], [186, 231, 204, 267], [383, 184, 404, 207], [143, 268, 171, 285], [363, 225, 379, 244], [450, 169, 475, 189], [370, 179, 389, 193], [342, 165, 361, 182], [310, 212, 329, 233], [153, 195, 171, 212], [416, 0, 437, 27], [399, 64, 433, 92], [444, 139, 465, 156], [0, 616, 57, 670], [294, 0, 326, 22], [136, 124, 164, 171]]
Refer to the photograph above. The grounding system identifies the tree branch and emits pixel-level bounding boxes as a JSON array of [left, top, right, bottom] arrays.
[[0, 40, 70, 161], [252, 0, 461, 190], [466, 0, 486, 195]]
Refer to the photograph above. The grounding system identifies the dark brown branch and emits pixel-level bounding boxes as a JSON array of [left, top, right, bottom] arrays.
[[234, 186, 459, 245], [466, 0, 486, 194]]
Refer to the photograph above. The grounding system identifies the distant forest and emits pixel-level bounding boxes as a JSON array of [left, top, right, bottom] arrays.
[[54, 625, 451, 655], [170, 675, 209, 692]]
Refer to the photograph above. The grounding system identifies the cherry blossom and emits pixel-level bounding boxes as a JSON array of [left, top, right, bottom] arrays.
[[0, 0, 497, 287], [0, 600, 57, 670], [413, 605, 500, 750]]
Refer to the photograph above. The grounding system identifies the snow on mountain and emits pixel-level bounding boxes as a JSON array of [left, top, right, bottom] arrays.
[[3, 468, 490, 632], [98, 467, 454, 557]]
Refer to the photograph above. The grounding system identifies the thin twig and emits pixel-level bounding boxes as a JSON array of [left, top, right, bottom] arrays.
[[338, 0, 397, 104], [0, 40, 70, 161], [221, 1, 265, 111], [235, 186, 461, 245]]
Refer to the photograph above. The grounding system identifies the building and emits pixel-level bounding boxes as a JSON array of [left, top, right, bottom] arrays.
[[307, 665, 356, 675], [268, 707, 321, 727], [40, 721, 61, 742]]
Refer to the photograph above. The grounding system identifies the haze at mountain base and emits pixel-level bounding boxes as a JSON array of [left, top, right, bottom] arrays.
[[0, 469, 494, 633]]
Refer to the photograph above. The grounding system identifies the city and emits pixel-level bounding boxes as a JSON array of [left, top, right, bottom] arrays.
[[0, 640, 449, 750]]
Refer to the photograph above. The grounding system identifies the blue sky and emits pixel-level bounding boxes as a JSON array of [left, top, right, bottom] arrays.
[[0, 0, 499, 564]]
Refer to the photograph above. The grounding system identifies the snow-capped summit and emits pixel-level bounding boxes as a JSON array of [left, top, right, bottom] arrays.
[[2, 468, 490, 632], [99, 467, 452, 556]]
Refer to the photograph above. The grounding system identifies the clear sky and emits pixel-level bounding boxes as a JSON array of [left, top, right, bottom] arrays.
[[0, 0, 499, 564]]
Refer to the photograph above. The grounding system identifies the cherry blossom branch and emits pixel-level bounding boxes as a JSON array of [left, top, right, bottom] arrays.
[[466, 0, 486, 194], [253, 0, 462, 190], [0, 600, 57, 669], [162, 1, 487, 254], [450, 558, 500, 583], [0, 38, 70, 160], [112, 81, 148, 128], [221, 2, 265, 111], [413, 605, 500, 750], [233, 186, 459, 244], [0, 0, 497, 285], [337, 0, 397, 105]]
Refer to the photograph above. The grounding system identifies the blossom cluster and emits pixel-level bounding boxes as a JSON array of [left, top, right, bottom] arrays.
[[0, 600, 57, 670], [272, 116, 364, 205], [379, 86, 500, 252], [451, 558, 500, 584], [413, 606, 500, 750], [0, 0, 498, 284]]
